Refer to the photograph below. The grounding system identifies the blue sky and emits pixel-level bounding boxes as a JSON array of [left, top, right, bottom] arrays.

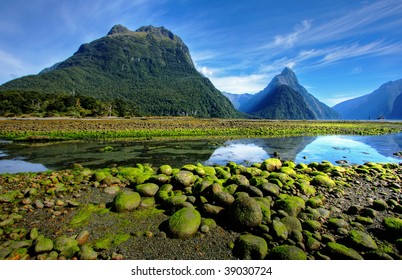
[[1, 0, 402, 106]]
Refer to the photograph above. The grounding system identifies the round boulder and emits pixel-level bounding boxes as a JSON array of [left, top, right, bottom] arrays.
[[168, 208, 201, 239], [112, 191, 141, 212], [233, 234, 268, 260], [135, 183, 159, 197], [228, 197, 262, 230]]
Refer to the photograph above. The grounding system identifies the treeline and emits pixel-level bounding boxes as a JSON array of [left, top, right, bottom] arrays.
[[0, 91, 140, 117]]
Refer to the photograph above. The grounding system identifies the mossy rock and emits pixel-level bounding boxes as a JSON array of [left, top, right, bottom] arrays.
[[34, 236, 54, 254], [249, 176, 268, 187], [112, 191, 141, 212], [258, 182, 280, 197], [271, 220, 288, 240], [201, 204, 224, 217], [268, 172, 291, 184], [0, 190, 21, 203], [139, 197, 156, 209], [311, 175, 336, 188], [347, 230, 378, 251], [281, 216, 302, 234], [306, 196, 323, 208], [355, 215, 374, 225], [324, 242, 363, 260], [213, 191, 235, 207], [372, 199, 388, 211], [383, 217, 402, 236], [261, 158, 282, 171], [79, 244, 98, 260], [274, 195, 305, 217], [172, 170, 197, 189], [233, 234, 268, 260], [296, 180, 316, 196], [168, 208, 201, 239], [54, 236, 80, 259], [306, 236, 322, 251], [237, 185, 263, 197], [302, 220, 322, 232], [135, 183, 159, 197], [227, 174, 250, 188], [158, 164, 173, 176], [215, 167, 231, 180], [255, 197, 271, 224], [280, 166, 297, 177], [328, 218, 349, 230], [267, 245, 307, 260], [201, 218, 217, 230], [228, 197, 262, 230]]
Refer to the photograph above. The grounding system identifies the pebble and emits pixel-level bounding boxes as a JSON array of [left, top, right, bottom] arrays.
[[34, 200, 44, 209]]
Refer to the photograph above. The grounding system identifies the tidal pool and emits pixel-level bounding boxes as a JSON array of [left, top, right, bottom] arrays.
[[0, 133, 401, 174]]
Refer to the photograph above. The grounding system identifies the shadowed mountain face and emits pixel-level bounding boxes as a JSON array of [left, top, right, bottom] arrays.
[[333, 79, 402, 120], [229, 67, 340, 120], [390, 93, 402, 119], [0, 25, 239, 118]]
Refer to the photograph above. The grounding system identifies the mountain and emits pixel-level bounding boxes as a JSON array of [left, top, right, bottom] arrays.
[[222, 92, 253, 110], [389, 93, 402, 119], [0, 25, 239, 118], [248, 84, 316, 119], [333, 79, 402, 120], [239, 67, 340, 119]]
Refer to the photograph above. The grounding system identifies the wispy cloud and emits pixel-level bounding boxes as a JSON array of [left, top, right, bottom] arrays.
[[0, 49, 28, 83], [262, 20, 312, 49]]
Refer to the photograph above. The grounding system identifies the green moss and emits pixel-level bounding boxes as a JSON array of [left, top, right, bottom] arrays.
[[69, 204, 103, 228], [347, 230, 378, 251], [383, 217, 402, 235], [94, 233, 131, 251], [274, 195, 305, 216], [267, 245, 307, 260], [168, 208, 201, 239], [233, 234, 268, 260], [325, 242, 363, 260], [311, 175, 336, 188]]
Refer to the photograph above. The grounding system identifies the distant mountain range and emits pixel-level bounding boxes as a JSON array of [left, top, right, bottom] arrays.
[[0, 25, 239, 118], [224, 67, 340, 120], [332, 79, 402, 120]]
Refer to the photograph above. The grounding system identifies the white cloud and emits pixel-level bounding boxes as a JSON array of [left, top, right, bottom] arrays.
[[208, 74, 268, 94], [198, 66, 214, 77]]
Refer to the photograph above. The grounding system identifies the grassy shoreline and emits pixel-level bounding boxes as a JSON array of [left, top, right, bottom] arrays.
[[1, 118, 402, 141]]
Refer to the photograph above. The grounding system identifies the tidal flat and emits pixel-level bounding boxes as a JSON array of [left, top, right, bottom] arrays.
[[0, 118, 401, 260]]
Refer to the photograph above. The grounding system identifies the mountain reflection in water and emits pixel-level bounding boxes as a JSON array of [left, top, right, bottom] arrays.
[[0, 133, 401, 174]]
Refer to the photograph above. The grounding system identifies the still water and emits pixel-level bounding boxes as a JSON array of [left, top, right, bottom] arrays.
[[0, 133, 401, 174]]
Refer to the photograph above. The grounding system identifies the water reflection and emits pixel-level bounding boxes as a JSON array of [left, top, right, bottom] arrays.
[[295, 136, 400, 165], [0, 159, 47, 174], [204, 143, 269, 165], [0, 133, 401, 174]]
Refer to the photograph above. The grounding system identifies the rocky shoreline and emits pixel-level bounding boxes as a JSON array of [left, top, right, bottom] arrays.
[[0, 158, 401, 260]]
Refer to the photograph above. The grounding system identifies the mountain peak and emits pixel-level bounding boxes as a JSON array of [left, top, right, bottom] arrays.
[[135, 25, 176, 40], [281, 67, 295, 77], [107, 24, 130, 36]]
